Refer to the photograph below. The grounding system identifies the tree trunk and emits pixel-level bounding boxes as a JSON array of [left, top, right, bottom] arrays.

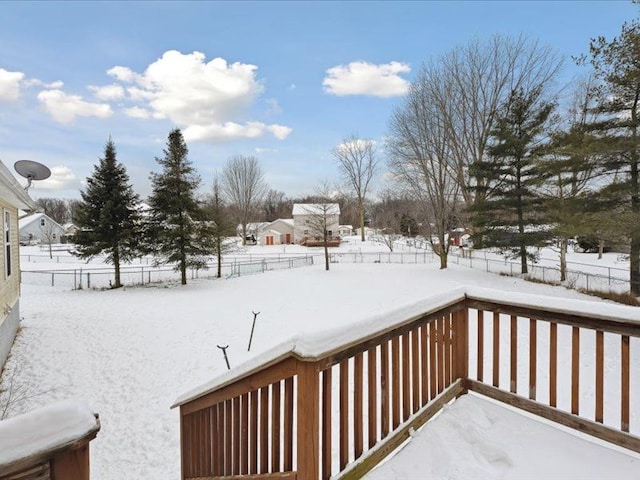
[[438, 231, 448, 269], [559, 238, 567, 282], [630, 121, 640, 295], [217, 238, 222, 278], [324, 238, 329, 271], [359, 200, 365, 242], [242, 223, 247, 246], [598, 239, 604, 260], [113, 247, 122, 288]]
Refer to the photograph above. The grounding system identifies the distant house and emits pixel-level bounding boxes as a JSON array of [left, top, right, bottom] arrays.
[[292, 203, 340, 245], [18, 213, 65, 246], [338, 225, 353, 237], [257, 219, 294, 246], [62, 222, 79, 243], [0, 159, 36, 371]]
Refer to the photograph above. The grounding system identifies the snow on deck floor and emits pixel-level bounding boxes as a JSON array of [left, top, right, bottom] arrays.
[[366, 394, 640, 480], [0, 261, 636, 479]]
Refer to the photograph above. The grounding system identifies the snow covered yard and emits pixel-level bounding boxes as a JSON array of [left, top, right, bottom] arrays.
[[2, 259, 640, 479]]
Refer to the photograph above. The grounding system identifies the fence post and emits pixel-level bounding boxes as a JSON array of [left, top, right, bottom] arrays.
[[296, 360, 319, 479], [586, 273, 590, 291], [74, 270, 77, 290], [51, 273, 54, 287], [87, 273, 91, 289], [608, 267, 611, 286], [141, 267, 144, 285]]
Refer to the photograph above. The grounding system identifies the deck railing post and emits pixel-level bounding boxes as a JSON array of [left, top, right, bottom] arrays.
[[455, 304, 469, 381], [297, 360, 319, 479]]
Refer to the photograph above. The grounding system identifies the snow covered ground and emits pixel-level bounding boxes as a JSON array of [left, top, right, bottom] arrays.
[[2, 240, 640, 479]]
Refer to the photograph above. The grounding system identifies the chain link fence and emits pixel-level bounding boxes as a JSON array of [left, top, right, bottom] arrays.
[[21, 255, 315, 290]]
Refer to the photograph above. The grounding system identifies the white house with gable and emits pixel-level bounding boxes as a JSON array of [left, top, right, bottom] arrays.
[[18, 212, 65, 245], [257, 218, 294, 246], [292, 203, 340, 244]]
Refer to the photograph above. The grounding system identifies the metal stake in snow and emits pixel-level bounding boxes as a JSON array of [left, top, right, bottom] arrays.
[[247, 311, 260, 351], [217, 344, 230, 370]]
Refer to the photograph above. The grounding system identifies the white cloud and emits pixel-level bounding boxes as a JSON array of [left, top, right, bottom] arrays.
[[265, 98, 282, 115], [88, 83, 125, 101], [255, 147, 278, 154], [106, 50, 291, 142], [23, 78, 64, 89], [37, 89, 113, 124], [183, 121, 292, 143], [288, 83, 296, 91], [33, 165, 79, 191], [323, 61, 410, 97], [0, 68, 25, 101], [124, 106, 151, 119]]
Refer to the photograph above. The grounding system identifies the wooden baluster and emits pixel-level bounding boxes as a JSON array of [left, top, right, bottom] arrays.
[[271, 382, 281, 473], [493, 311, 500, 388], [477, 310, 484, 382], [297, 362, 319, 480], [354, 353, 364, 459], [367, 346, 378, 449], [429, 320, 437, 399], [510, 315, 517, 394], [250, 390, 258, 474], [402, 333, 410, 420], [284, 377, 294, 471], [550, 322, 557, 408], [412, 327, 420, 413], [444, 314, 451, 388], [622, 335, 630, 432], [529, 319, 537, 401], [225, 400, 232, 475], [322, 369, 332, 480], [438, 316, 445, 394], [392, 336, 401, 428], [215, 403, 223, 476], [241, 393, 249, 475], [595, 331, 604, 424], [260, 387, 269, 473], [381, 341, 390, 438], [421, 325, 429, 405], [181, 414, 191, 478], [232, 398, 240, 475], [571, 327, 580, 415], [340, 359, 350, 469], [211, 404, 224, 476]]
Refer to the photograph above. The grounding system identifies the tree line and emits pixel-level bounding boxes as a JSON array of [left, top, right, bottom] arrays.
[[387, 16, 640, 295]]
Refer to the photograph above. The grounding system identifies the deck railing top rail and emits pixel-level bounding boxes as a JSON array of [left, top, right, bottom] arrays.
[[173, 285, 640, 409], [0, 399, 100, 477]]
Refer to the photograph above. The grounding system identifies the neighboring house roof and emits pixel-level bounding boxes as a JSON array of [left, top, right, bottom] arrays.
[[0, 160, 36, 211], [292, 203, 340, 216], [19, 213, 64, 231], [278, 218, 294, 227]]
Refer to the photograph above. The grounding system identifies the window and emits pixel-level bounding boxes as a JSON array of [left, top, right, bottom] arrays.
[[5, 211, 11, 277], [40, 218, 45, 226], [327, 230, 333, 237]]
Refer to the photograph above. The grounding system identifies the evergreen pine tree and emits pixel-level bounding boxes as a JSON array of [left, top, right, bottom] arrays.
[[74, 138, 140, 288], [147, 128, 213, 285], [471, 87, 555, 274], [588, 20, 640, 294]]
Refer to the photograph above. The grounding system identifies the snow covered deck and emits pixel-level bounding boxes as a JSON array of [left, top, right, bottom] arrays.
[[175, 287, 640, 479]]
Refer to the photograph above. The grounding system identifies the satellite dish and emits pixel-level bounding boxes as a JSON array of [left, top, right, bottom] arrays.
[[14, 160, 51, 190]]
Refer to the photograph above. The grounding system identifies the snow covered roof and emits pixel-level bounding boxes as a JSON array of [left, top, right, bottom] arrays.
[[292, 203, 340, 216], [0, 399, 99, 467], [0, 160, 36, 212], [173, 285, 640, 408], [18, 212, 64, 230]]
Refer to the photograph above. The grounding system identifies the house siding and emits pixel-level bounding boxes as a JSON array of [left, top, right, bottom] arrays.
[[0, 201, 21, 372]]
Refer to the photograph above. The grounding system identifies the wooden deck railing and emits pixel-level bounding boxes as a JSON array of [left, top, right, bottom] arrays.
[[0, 401, 100, 480], [175, 289, 640, 479]]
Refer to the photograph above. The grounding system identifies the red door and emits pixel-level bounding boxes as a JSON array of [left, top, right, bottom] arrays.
[[285, 233, 291, 244], [266, 236, 274, 246]]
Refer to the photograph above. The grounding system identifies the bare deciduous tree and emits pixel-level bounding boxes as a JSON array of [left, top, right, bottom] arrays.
[[441, 35, 562, 209], [221, 156, 268, 246], [300, 183, 339, 271], [332, 135, 379, 241], [388, 65, 462, 269]]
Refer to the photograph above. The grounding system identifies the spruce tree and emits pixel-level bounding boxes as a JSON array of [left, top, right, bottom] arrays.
[[147, 129, 213, 285], [471, 87, 555, 274], [74, 138, 140, 288], [588, 20, 640, 294]]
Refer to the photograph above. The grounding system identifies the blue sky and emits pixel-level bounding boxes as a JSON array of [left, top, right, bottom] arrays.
[[0, 1, 636, 201]]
